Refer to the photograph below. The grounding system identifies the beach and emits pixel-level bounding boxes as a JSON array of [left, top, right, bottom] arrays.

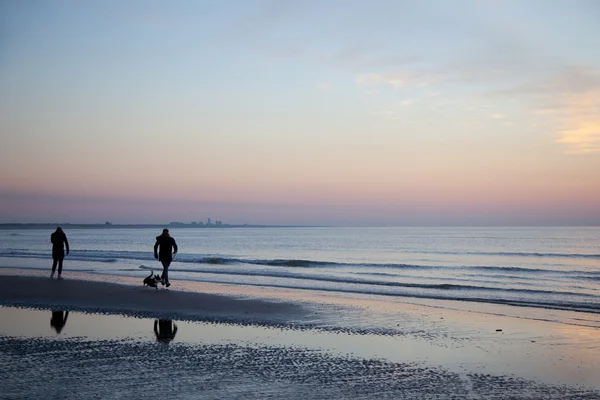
[[0, 273, 310, 324], [1, 269, 599, 399], [3, 0, 600, 397]]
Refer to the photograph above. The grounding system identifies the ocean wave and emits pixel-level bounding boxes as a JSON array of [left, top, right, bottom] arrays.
[[137, 264, 596, 298], [429, 250, 600, 259], [180, 257, 338, 267], [162, 276, 600, 314], [4, 249, 600, 278]]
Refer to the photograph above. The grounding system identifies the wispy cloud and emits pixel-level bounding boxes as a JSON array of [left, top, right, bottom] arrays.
[[553, 90, 600, 154], [315, 82, 331, 90], [370, 98, 415, 119], [355, 72, 415, 88], [355, 70, 440, 89], [239, 1, 600, 154], [515, 68, 600, 154]]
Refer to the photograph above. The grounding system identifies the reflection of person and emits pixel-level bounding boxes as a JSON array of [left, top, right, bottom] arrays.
[[50, 227, 69, 279], [153, 229, 177, 287], [154, 319, 178, 343], [50, 311, 69, 334]]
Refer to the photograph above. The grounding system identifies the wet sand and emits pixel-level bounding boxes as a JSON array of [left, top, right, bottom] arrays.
[[0, 274, 311, 325], [1, 270, 600, 399]]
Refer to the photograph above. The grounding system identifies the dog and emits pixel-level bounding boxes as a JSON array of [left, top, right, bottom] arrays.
[[143, 270, 163, 289]]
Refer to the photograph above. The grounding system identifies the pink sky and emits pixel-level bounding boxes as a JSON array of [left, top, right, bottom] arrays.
[[1, 1, 599, 225]]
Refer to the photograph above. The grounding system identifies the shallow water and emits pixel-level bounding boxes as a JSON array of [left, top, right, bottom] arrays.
[[1, 227, 599, 319], [2, 226, 600, 398], [1, 301, 600, 399]]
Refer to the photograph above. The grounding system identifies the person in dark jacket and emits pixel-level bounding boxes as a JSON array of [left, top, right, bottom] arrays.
[[153, 229, 178, 287], [50, 227, 69, 279]]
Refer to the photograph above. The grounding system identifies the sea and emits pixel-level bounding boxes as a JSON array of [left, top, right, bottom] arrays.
[[1, 226, 599, 324]]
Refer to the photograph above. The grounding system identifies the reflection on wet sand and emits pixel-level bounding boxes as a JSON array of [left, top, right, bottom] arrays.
[[1, 305, 600, 394], [50, 311, 68, 334], [154, 319, 177, 344]]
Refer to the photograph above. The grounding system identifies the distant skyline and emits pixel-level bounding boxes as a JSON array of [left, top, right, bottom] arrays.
[[1, 1, 599, 226]]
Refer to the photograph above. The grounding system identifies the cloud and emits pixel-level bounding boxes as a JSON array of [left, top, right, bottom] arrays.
[[369, 97, 414, 117], [522, 68, 600, 154], [355, 72, 415, 88], [550, 71, 600, 154], [355, 69, 440, 89], [554, 90, 600, 154], [358, 66, 600, 154], [238, 1, 600, 155]]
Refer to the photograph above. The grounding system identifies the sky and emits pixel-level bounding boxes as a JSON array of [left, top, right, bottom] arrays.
[[1, 0, 599, 226]]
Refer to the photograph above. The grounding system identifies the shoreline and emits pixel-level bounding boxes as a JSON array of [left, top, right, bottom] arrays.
[[3, 266, 599, 331], [0, 273, 313, 325], [2, 270, 600, 395]]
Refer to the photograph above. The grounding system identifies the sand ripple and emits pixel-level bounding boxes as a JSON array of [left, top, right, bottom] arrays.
[[1, 336, 598, 400]]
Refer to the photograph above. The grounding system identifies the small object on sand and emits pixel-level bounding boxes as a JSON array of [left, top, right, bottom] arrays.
[[495, 329, 502, 332]]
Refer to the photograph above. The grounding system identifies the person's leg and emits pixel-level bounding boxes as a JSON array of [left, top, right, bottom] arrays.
[[161, 260, 170, 284], [57, 257, 64, 275], [51, 258, 58, 278]]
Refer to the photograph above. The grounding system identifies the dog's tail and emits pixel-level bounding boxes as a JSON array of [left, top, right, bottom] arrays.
[[146, 270, 153, 278]]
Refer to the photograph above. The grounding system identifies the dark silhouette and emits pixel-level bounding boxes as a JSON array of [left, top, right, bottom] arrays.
[[50, 227, 69, 279], [153, 229, 177, 287], [143, 270, 162, 289], [154, 319, 178, 343], [50, 311, 69, 334]]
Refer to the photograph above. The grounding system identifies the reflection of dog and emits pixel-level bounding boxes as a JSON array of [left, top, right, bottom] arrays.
[[143, 271, 162, 289]]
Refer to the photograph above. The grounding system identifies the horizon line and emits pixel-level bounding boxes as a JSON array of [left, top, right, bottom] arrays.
[[1, 222, 599, 229]]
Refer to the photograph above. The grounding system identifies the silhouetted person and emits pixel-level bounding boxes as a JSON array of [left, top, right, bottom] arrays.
[[51, 311, 69, 334], [154, 319, 178, 343], [50, 227, 69, 279], [153, 229, 177, 287]]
